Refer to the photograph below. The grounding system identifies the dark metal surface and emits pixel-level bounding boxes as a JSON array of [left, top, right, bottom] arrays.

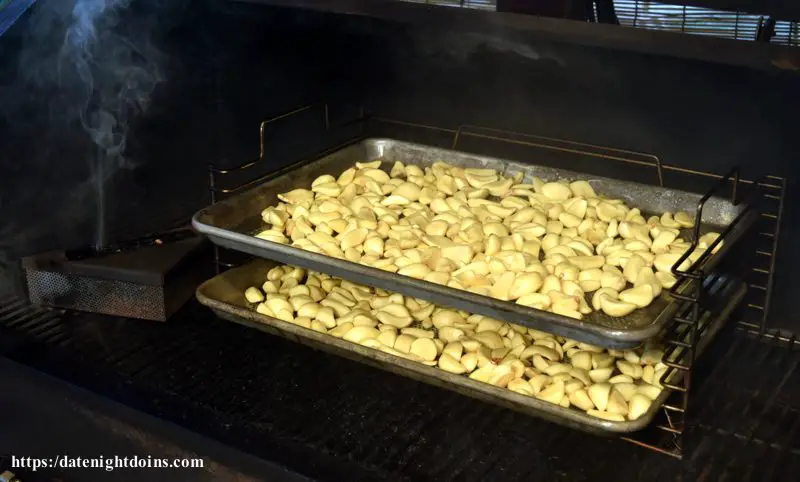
[[196, 258, 746, 434], [1, 297, 799, 481], [194, 137, 754, 348], [236, 0, 800, 71], [0, 357, 311, 482], [22, 237, 211, 321]]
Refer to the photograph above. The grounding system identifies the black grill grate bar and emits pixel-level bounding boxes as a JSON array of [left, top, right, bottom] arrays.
[[726, 334, 796, 426], [759, 409, 800, 481], [24, 315, 67, 337], [0, 305, 48, 327], [402, 401, 496, 478], [695, 333, 800, 478], [102, 321, 202, 372], [179, 328, 264, 405], [283, 359, 374, 445], [151, 324, 242, 396], [737, 404, 798, 482], [202, 338, 265, 409], [36, 327, 72, 346], [0, 298, 27, 317], [436, 409, 519, 480], [690, 333, 768, 471], [357, 392, 435, 470], [3, 310, 59, 333], [738, 337, 800, 434], [124, 323, 222, 380], [696, 332, 777, 423], [222, 349, 288, 416]]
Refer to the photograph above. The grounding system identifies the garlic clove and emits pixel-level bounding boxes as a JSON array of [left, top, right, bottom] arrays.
[[588, 383, 612, 411]]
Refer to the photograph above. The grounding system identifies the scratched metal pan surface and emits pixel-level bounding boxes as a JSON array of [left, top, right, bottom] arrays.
[[192, 138, 756, 349], [195, 259, 746, 434]]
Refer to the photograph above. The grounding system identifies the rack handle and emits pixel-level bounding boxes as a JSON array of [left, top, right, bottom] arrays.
[[670, 166, 740, 280], [451, 124, 666, 187]]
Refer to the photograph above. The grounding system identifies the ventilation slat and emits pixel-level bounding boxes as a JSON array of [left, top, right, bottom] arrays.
[[396, 0, 800, 46]]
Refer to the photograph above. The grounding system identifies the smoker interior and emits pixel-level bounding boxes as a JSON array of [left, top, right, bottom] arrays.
[[1, 0, 799, 480], [1, 298, 799, 481]]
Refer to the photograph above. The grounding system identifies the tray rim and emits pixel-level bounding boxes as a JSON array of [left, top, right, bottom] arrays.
[[195, 260, 746, 435], [192, 136, 756, 349]]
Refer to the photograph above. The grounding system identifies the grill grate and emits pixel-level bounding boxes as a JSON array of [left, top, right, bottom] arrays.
[[1, 297, 799, 481]]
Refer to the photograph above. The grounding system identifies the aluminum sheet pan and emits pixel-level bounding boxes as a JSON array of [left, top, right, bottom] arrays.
[[193, 138, 757, 348], [196, 259, 746, 434]]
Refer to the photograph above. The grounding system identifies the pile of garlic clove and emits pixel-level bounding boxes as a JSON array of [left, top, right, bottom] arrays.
[[244, 264, 674, 422], [256, 160, 722, 319]]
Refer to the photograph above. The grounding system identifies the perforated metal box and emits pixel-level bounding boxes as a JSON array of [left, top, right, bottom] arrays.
[[23, 237, 209, 321]]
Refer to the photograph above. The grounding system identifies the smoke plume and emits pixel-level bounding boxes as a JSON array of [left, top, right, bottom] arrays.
[[1, 0, 165, 252]]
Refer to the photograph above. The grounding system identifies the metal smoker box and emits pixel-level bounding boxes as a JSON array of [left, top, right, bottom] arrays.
[[23, 234, 210, 321]]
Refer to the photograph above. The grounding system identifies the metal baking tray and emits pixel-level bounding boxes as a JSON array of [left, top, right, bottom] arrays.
[[192, 138, 757, 348], [196, 259, 746, 434]]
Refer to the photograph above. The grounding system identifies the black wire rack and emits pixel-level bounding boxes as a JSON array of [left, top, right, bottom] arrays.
[[206, 102, 787, 459]]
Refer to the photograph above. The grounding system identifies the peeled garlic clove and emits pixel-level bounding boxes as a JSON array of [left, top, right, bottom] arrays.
[[488, 364, 515, 387], [674, 211, 694, 228], [591, 287, 619, 311], [587, 410, 625, 422], [472, 331, 505, 350], [541, 182, 572, 201], [654, 271, 677, 289], [461, 352, 479, 372], [343, 326, 381, 344], [438, 353, 467, 374], [255, 302, 274, 317], [256, 230, 289, 244], [441, 341, 464, 360], [641, 348, 664, 365], [654, 253, 691, 273], [536, 380, 566, 404], [614, 383, 638, 402], [520, 344, 560, 362], [508, 378, 534, 396], [409, 337, 438, 362], [567, 255, 604, 271], [244, 287, 265, 303], [608, 374, 634, 384], [627, 393, 653, 420], [528, 374, 550, 394], [532, 354, 552, 372], [569, 181, 596, 198], [616, 360, 644, 379], [619, 284, 654, 308], [637, 383, 662, 401], [489, 272, 516, 301], [469, 365, 496, 383], [329, 322, 353, 338], [278, 188, 314, 205], [606, 389, 629, 415], [622, 254, 646, 283], [570, 351, 593, 371], [393, 334, 416, 354], [635, 267, 662, 297], [377, 329, 398, 348], [569, 388, 595, 411], [508, 273, 543, 300], [588, 367, 613, 383], [543, 363, 572, 376], [600, 296, 637, 317], [588, 383, 612, 411], [660, 212, 681, 229]]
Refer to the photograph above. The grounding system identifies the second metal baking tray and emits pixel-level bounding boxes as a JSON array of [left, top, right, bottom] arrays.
[[196, 259, 746, 434], [192, 138, 757, 348]]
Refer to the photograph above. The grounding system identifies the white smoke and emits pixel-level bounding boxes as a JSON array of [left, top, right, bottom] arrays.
[[55, 0, 165, 248]]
